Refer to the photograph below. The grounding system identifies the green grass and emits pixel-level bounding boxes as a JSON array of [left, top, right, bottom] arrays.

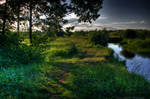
[[122, 39, 150, 57], [108, 30, 150, 57], [0, 35, 150, 98]]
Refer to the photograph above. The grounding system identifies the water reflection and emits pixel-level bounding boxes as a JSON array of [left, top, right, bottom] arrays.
[[121, 50, 135, 59], [108, 43, 150, 81]]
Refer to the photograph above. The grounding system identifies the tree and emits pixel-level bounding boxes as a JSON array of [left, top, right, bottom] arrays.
[[69, 0, 103, 23], [66, 26, 74, 36], [0, 0, 16, 35], [8, 0, 25, 35], [38, 0, 103, 36], [29, 0, 33, 44], [1, 0, 7, 35], [1, 0, 104, 45]]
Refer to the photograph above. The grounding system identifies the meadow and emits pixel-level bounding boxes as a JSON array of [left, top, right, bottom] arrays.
[[0, 31, 150, 98]]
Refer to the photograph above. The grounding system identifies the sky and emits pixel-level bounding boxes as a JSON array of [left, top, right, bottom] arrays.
[[64, 0, 150, 30], [0, 0, 5, 4], [1, 0, 150, 31]]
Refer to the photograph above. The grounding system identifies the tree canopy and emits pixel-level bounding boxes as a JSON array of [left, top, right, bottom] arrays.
[[0, 0, 104, 44]]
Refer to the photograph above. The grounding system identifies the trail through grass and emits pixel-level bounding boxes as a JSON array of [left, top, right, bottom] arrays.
[[0, 36, 150, 98]]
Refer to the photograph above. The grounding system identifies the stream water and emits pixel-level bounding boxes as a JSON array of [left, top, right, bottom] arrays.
[[108, 43, 150, 81]]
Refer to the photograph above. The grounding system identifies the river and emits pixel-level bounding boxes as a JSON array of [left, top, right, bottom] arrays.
[[108, 43, 150, 81]]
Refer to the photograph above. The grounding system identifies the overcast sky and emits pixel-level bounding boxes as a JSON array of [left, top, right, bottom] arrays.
[[64, 0, 150, 30]]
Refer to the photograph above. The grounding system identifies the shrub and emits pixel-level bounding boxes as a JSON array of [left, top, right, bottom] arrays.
[[0, 44, 43, 67], [0, 33, 43, 67], [122, 29, 137, 39], [32, 33, 50, 46], [56, 31, 65, 37], [0, 33, 21, 47], [89, 30, 109, 46]]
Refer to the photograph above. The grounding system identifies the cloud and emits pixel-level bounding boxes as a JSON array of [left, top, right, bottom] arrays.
[[63, 13, 109, 30], [64, 13, 78, 20], [97, 16, 108, 20], [63, 13, 149, 30], [140, 20, 145, 24], [111, 21, 137, 25]]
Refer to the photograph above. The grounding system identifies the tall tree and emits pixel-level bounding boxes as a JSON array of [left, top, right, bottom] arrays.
[[0, 0, 17, 35], [29, 0, 33, 44], [9, 0, 23, 35], [17, 0, 21, 34], [1, 0, 104, 44], [26, 0, 41, 44], [69, 0, 103, 23], [38, 0, 103, 36], [2, 0, 7, 35]]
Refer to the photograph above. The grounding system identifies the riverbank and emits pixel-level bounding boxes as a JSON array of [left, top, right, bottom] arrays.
[[108, 43, 150, 81], [109, 29, 150, 57], [0, 34, 150, 98]]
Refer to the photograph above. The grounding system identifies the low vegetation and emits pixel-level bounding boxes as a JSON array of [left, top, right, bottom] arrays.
[[0, 32, 150, 98], [109, 29, 150, 57]]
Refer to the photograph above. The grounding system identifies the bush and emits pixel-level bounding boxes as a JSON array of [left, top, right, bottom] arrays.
[[122, 29, 137, 39], [56, 31, 65, 37], [0, 33, 43, 67], [0, 44, 43, 67], [0, 33, 21, 47], [32, 33, 50, 46], [89, 30, 109, 46]]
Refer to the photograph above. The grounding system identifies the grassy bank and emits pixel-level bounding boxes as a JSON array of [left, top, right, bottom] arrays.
[[121, 39, 150, 57], [0, 34, 150, 98], [109, 29, 150, 57]]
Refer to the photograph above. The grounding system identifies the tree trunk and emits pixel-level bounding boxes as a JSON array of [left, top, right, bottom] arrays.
[[2, 17, 6, 35], [17, 2, 20, 35], [2, 0, 7, 35], [29, 0, 32, 44]]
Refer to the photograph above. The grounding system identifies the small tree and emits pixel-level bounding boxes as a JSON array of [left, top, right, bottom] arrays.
[[123, 29, 137, 39], [89, 29, 109, 46], [66, 26, 75, 36]]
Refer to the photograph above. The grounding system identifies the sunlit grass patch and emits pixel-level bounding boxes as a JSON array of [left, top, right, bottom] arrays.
[[71, 37, 93, 48], [47, 45, 77, 58], [80, 57, 106, 63], [54, 57, 80, 63], [84, 47, 112, 57], [21, 39, 30, 46]]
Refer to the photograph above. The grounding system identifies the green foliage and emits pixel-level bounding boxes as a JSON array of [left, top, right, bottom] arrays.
[[56, 31, 65, 37], [32, 32, 49, 46], [1, 44, 43, 67], [122, 29, 137, 39], [48, 42, 77, 58], [69, 62, 150, 98], [122, 39, 150, 57], [65, 26, 75, 36], [0, 33, 43, 67], [0, 33, 150, 98], [88, 30, 109, 46], [109, 30, 150, 57], [0, 33, 20, 47], [110, 29, 150, 40]]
